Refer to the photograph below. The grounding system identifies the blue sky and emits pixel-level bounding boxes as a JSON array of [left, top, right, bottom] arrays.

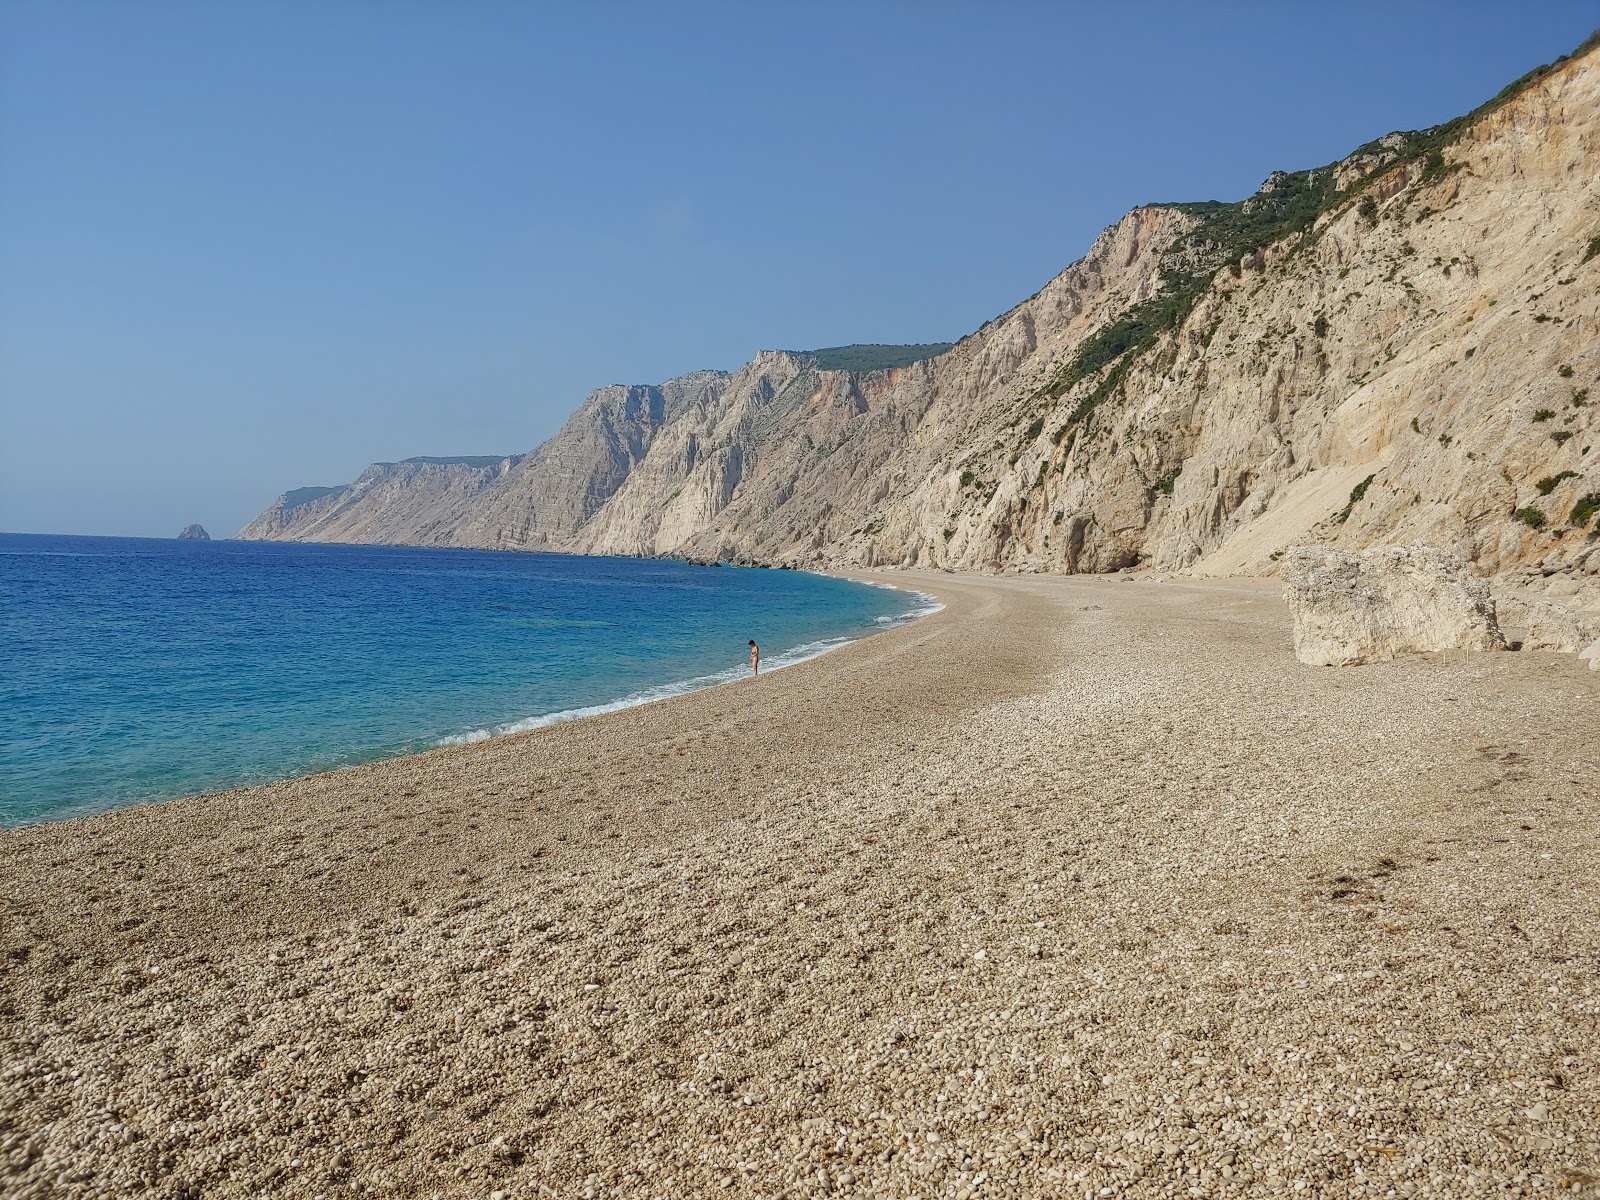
[[2, 2, 1596, 538]]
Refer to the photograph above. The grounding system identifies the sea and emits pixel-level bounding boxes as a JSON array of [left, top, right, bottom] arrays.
[[0, 534, 936, 828]]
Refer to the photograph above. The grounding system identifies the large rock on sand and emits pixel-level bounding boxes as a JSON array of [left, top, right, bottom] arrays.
[[1283, 545, 1506, 666], [1494, 592, 1600, 653], [1580, 637, 1600, 672]]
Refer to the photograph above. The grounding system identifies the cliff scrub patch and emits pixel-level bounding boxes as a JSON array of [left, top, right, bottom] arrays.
[[809, 344, 952, 372]]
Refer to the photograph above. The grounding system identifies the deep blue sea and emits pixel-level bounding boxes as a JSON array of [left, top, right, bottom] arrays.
[[0, 534, 934, 827]]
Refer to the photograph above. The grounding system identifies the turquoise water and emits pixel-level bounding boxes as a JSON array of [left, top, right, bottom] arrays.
[[0, 534, 934, 826]]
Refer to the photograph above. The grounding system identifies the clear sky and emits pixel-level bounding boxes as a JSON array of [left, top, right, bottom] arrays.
[[3, 1, 1596, 538]]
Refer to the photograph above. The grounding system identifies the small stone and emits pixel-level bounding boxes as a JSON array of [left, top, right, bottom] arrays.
[[1526, 1101, 1549, 1122]]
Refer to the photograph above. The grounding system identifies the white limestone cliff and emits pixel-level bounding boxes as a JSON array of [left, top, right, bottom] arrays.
[[239, 43, 1600, 619]]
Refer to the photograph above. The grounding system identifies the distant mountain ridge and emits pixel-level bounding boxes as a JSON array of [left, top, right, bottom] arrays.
[[240, 39, 1600, 610]]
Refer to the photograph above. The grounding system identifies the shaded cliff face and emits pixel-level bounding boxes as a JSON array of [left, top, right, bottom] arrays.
[[238, 376, 729, 550], [242, 43, 1600, 597], [452, 371, 730, 551]]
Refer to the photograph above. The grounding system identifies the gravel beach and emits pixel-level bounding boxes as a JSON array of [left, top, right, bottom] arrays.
[[2, 570, 1597, 1199]]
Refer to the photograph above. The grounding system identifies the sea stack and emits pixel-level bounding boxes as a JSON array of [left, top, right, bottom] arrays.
[[178, 524, 211, 541]]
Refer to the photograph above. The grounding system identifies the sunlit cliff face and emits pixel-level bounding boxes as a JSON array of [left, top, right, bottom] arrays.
[[242, 48, 1600, 603]]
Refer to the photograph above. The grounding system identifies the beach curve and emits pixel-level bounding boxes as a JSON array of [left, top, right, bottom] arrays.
[[2, 569, 1597, 1198]]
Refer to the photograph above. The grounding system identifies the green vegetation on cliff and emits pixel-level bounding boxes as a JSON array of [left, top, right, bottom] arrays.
[[396, 455, 513, 468], [1032, 165, 1342, 423], [1035, 31, 1600, 428], [282, 486, 342, 512], [810, 344, 953, 372]]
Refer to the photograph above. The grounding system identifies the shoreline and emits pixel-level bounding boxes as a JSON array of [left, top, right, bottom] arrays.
[[11, 570, 961, 843], [0, 568, 941, 833], [432, 579, 944, 749], [3, 570, 1596, 1198]]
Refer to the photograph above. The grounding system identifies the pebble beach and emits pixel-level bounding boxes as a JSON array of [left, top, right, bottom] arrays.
[[2, 570, 1597, 1199]]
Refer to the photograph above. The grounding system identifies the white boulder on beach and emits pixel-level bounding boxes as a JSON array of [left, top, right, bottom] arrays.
[[1282, 544, 1506, 666], [1581, 636, 1600, 671]]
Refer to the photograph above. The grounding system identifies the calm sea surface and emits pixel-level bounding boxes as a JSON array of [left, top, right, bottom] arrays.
[[0, 534, 934, 827]]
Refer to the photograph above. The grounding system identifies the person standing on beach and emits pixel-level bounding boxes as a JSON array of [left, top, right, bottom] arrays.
[[748, 639, 760, 677]]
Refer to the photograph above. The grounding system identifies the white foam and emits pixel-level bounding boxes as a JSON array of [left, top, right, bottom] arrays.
[[432, 594, 942, 748], [841, 577, 944, 612], [864, 586, 944, 625]]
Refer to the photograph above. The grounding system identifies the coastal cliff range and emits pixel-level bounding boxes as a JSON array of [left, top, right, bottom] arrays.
[[241, 41, 1600, 604]]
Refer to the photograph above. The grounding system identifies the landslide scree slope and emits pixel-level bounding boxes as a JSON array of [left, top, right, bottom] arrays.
[[240, 40, 1600, 581]]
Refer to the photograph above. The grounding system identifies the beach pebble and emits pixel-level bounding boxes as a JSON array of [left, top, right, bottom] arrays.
[[5, 571, 1596, 1200]]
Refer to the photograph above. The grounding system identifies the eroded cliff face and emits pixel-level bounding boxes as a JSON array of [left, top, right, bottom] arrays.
[[815, 46, 1600, 593], [241, 44, 1600, 599], [648, 207, 1196, 569], [236, 369, 726, 550], [454, 372, 729, 551]]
